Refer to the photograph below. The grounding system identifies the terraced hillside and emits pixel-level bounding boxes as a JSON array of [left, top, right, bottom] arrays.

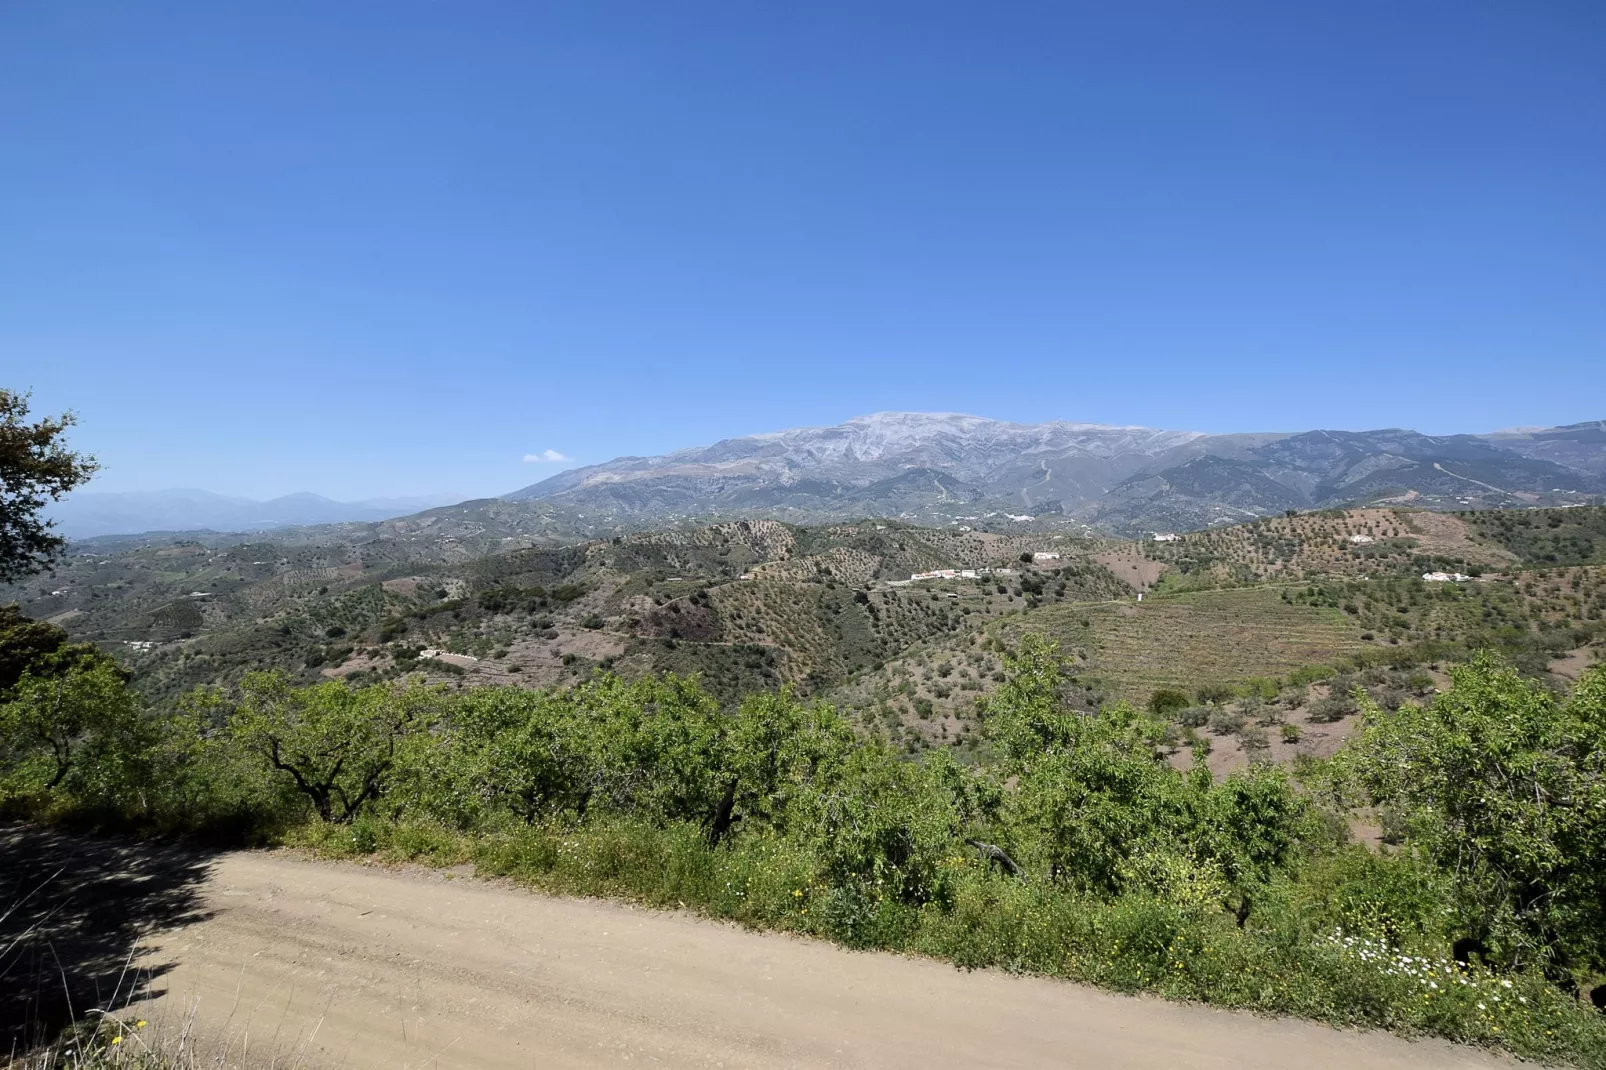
[[1145, 508, 1515, 590], [1004, 587, 1368, 705], [1459, 504, 1606, 567]]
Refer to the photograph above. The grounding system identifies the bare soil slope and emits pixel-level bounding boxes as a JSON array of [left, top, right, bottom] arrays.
[[124, 849, 1508, 1069]]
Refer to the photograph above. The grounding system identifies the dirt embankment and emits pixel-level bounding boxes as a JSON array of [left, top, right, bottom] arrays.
[[75, 846, 1514, 1069]]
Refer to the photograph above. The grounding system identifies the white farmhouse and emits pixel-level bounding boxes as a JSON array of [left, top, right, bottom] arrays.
[[1152, 533, 1180, 543], [1348, 534, 1375, 544]]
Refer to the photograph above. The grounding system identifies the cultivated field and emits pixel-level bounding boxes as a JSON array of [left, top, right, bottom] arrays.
[[1015, 587, 1368, 704]]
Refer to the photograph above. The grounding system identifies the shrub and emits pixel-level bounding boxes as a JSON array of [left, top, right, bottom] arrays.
[[1309, 695, 1356, 724], [1148, 688, 1191, 717]]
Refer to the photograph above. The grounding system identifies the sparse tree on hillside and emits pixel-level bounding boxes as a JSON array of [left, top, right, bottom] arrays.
[[0, 389, 99, 583]]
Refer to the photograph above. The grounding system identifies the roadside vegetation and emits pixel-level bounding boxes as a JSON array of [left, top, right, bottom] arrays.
[[4, 626, 1605, 1066]]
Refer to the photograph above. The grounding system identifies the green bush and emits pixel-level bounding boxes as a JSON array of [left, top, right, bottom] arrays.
[[6, 628, 1606, 1067]]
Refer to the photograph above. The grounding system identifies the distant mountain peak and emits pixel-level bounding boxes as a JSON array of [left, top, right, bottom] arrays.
[[502, 411, 1606, 535]]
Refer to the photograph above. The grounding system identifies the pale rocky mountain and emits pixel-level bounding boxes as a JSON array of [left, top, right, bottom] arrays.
[[61, 414, 1606, 545], [506, 412, 1606, 535]]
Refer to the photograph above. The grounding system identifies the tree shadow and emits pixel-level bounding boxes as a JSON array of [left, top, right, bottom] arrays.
[[0, 823, 217, 1052]]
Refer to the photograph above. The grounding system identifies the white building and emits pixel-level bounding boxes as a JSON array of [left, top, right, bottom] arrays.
[[1422, 571, 1470, 583], [1348, 534, 1375, 544], [420, 648, 480, 663], [1032, 552, 1062, 561], [1152, 533, 1180, 543]]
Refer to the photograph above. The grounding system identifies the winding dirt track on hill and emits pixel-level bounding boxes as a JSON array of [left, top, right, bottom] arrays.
[[111, 850, 1518, 1070]]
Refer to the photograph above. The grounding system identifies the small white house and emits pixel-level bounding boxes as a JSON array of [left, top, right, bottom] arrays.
[[1152, 533, 1180, 543], [421, 648, 480, 664], [1348, 534, 1375, 545], [1032, 552, 1062, 561], [1422, 571, 1471, 583]]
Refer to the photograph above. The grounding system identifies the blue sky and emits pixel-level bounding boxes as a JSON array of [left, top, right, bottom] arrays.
[[2, 1, 1603, 500]]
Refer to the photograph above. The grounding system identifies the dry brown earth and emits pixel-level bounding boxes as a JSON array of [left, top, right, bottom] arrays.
[[125, 850, 1510, 1070]]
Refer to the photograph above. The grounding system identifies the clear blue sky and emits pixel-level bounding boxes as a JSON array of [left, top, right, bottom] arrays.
[[2, 1, 1603, 500]]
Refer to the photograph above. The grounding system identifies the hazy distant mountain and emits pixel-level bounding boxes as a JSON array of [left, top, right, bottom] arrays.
[[505, 412, 1606, 535], [54, 413, 1606, 545], [1477, 421, 1606, 476], [47, 489, 462, 539]]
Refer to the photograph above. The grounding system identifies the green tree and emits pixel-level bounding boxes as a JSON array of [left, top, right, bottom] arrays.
[[1349, 653, 1606, 978], [0, 604, 109, 693], [0, 389, 99, 583], [1147, 687, 1191, 717], [397, 684, 601, 828], [715, 689, 855, 843], [0, 660, 147, 796], [986, 635, 1308, 914], [229, 673, 440, 823]]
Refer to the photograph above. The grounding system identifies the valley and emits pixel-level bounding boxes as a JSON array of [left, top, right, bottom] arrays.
[[15, 504, 1605, 775]]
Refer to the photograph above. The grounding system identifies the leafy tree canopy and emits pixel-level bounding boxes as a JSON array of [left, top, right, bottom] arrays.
[[1349, 653, 1606, 976], [0, 389, 99, 583]]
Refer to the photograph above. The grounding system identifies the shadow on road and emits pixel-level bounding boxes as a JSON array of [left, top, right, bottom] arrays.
[[0, 823, 217, 1052]]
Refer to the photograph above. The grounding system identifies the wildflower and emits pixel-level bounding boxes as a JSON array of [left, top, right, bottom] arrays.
[[136, 1020, 148, 1029], [111, 1036, 123, 1045]]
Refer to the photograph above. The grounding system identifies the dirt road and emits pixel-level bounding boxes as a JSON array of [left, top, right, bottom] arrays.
[[112, 850, 1511, 1069]]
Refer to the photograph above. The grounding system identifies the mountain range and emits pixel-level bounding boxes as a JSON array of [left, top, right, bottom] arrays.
[[49, 415, 1606, 541], [46, 489, 462, 539], [504, 413, 1606, 536]]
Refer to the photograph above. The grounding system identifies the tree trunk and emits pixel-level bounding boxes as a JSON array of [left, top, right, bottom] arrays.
[[707, 777, 740, 846]]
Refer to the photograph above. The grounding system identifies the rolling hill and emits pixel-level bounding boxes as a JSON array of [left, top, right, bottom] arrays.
[[13, 504, 1604, 770]]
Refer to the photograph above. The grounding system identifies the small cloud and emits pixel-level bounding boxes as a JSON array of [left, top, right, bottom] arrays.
[[523, 449, 572, 463]]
